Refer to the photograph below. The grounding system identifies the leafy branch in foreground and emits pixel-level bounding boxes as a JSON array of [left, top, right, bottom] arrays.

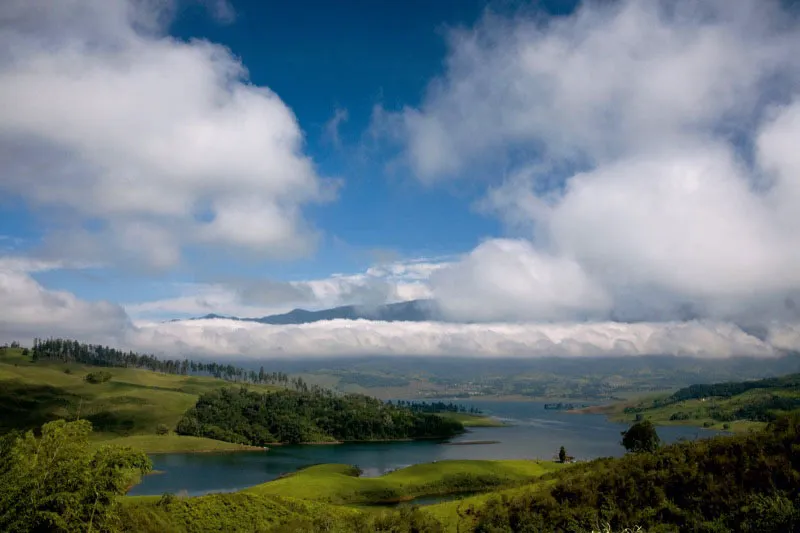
[[0, 420, 151, 533]]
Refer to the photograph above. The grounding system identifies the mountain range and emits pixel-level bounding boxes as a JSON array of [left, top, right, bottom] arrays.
[[181, 299, 441, 325]]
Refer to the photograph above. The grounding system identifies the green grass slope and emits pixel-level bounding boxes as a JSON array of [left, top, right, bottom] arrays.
[[246, 459, 564, 505], [0, 347, 278, 452], [594, 373, 800, 432], [436, 412, 506, 427]]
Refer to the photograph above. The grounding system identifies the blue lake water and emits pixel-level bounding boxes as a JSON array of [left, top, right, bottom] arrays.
[[129, 400, 724, 496]]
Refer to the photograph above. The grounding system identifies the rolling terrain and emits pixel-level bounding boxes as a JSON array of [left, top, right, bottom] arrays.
[[0, 346, 279, 452], [586, 373, 800, 433]]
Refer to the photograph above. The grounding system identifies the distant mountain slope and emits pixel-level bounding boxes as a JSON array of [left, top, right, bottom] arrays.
[[185, 299, 441, 325]]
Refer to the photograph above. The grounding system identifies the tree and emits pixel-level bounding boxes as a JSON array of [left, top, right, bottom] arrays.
[[621, 420, 661, 453], [558, 446, 567, 463], [0, 419, 151, 532]]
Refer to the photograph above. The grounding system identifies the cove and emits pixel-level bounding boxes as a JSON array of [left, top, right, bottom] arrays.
[[128, 400, 726, 496]]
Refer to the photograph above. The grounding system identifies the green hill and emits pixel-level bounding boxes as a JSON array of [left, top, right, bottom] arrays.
[[0, 346, 278, 453], [594, 372, 800, 432]]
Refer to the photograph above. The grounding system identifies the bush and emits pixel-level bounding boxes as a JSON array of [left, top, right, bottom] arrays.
[[63, 368, 72, 374], [155, 424, 170, 436], [84, 371, 112, 384]]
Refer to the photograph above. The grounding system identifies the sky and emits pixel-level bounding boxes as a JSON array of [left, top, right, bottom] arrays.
[[2, 0, 800, 359]]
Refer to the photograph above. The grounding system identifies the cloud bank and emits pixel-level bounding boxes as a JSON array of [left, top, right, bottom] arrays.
[[381, 0, 800, 326]]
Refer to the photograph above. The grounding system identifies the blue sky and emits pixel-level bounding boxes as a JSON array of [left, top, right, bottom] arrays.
[[2, 0, 800, 359]]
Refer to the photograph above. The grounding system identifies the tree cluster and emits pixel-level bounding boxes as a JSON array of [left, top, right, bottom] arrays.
[[389, 400, 482, 415], [176, 387, 464, 445], [30, 338, 291, 387]]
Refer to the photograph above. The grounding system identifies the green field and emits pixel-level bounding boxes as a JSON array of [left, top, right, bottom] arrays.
[[435, 411, 506, 427], [0, 347, 279, 452], [244, 459, 563, 505]]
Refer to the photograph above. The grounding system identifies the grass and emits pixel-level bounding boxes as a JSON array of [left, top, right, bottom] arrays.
[[423, 475, 560, 532], [436, 412, 506, 427], [119, 491, 361, 533], [245, 459, 565, 505], [92, 434, 265, 454], [0, 347, 279, 453]]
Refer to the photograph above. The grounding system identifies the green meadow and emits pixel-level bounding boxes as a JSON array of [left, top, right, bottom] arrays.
[[244, 459, 563, 505], [0, 347, 279, 452]]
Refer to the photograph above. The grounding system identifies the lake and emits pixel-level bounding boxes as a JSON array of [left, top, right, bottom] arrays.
[[129, 400, 724, 496]]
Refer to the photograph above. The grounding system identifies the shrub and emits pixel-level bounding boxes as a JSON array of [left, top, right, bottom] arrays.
[[84, 371, 112, 384], [155, 424, 170, 436]]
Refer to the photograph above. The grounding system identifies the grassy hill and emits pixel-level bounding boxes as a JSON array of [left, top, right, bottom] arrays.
[[590, 373, 800, 432], [244, 460, 562, 505], [0, 346, 278, 452], [120, 459, 564, 532]]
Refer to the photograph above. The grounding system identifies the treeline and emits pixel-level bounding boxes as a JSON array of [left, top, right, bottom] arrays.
[[389, 400, 482, 415], [466, 416, 800, 532], [666, 373, 800, 404], [29, 338, 295, 387], [176, 387, 464, 445]]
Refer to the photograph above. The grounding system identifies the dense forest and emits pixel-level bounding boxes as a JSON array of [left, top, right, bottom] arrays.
[[176, 387, 464, 445], [466, 416, 800, 532], [28, 338, 294, 387], [390, 400, 482, 414], [665, 373, 800, 404]]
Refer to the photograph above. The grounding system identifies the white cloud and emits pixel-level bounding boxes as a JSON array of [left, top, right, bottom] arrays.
[[430, 239, 610, 322], [0, 258, 130, 343], [129, 317, 777, 359], [324, 107, 349, 148], [377, 0, 800, 325], [0, 0, 332, 269], [124, 257, 440, 322], [0, 254, 795, 358]]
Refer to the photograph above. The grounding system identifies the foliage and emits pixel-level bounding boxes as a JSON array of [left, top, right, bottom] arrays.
[[466, 415, 800, 532], [85, 371, 113, 384], [0, 419, 151, 532], [392, 400, 482, 415], [620, 420, 660, 453], [176, 387, 463, 445], [559, 446, 567, 463], [155, 424, 169, 436], [31, 338, 292, 388]]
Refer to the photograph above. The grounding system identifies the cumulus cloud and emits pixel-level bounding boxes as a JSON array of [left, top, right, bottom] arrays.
[[0, 0, 332, 269], [378, 0, 800, 325], [0, 258, 130, 343]]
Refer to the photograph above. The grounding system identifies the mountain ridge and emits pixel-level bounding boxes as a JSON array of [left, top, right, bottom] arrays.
[[178, 299, 441, 325]]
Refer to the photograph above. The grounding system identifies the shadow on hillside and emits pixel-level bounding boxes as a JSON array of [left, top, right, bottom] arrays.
[[0, 380, 79, 433]]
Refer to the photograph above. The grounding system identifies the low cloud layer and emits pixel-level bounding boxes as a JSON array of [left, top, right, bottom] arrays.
[[0, 0, 332, 269], [379, 0, 800, 326], [0, 257, 791, 359]]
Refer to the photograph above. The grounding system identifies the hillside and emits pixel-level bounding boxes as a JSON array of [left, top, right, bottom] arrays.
[[119, 416, 800, 532], [591, 372, 800, 432], [0, 346, 280, 453]]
